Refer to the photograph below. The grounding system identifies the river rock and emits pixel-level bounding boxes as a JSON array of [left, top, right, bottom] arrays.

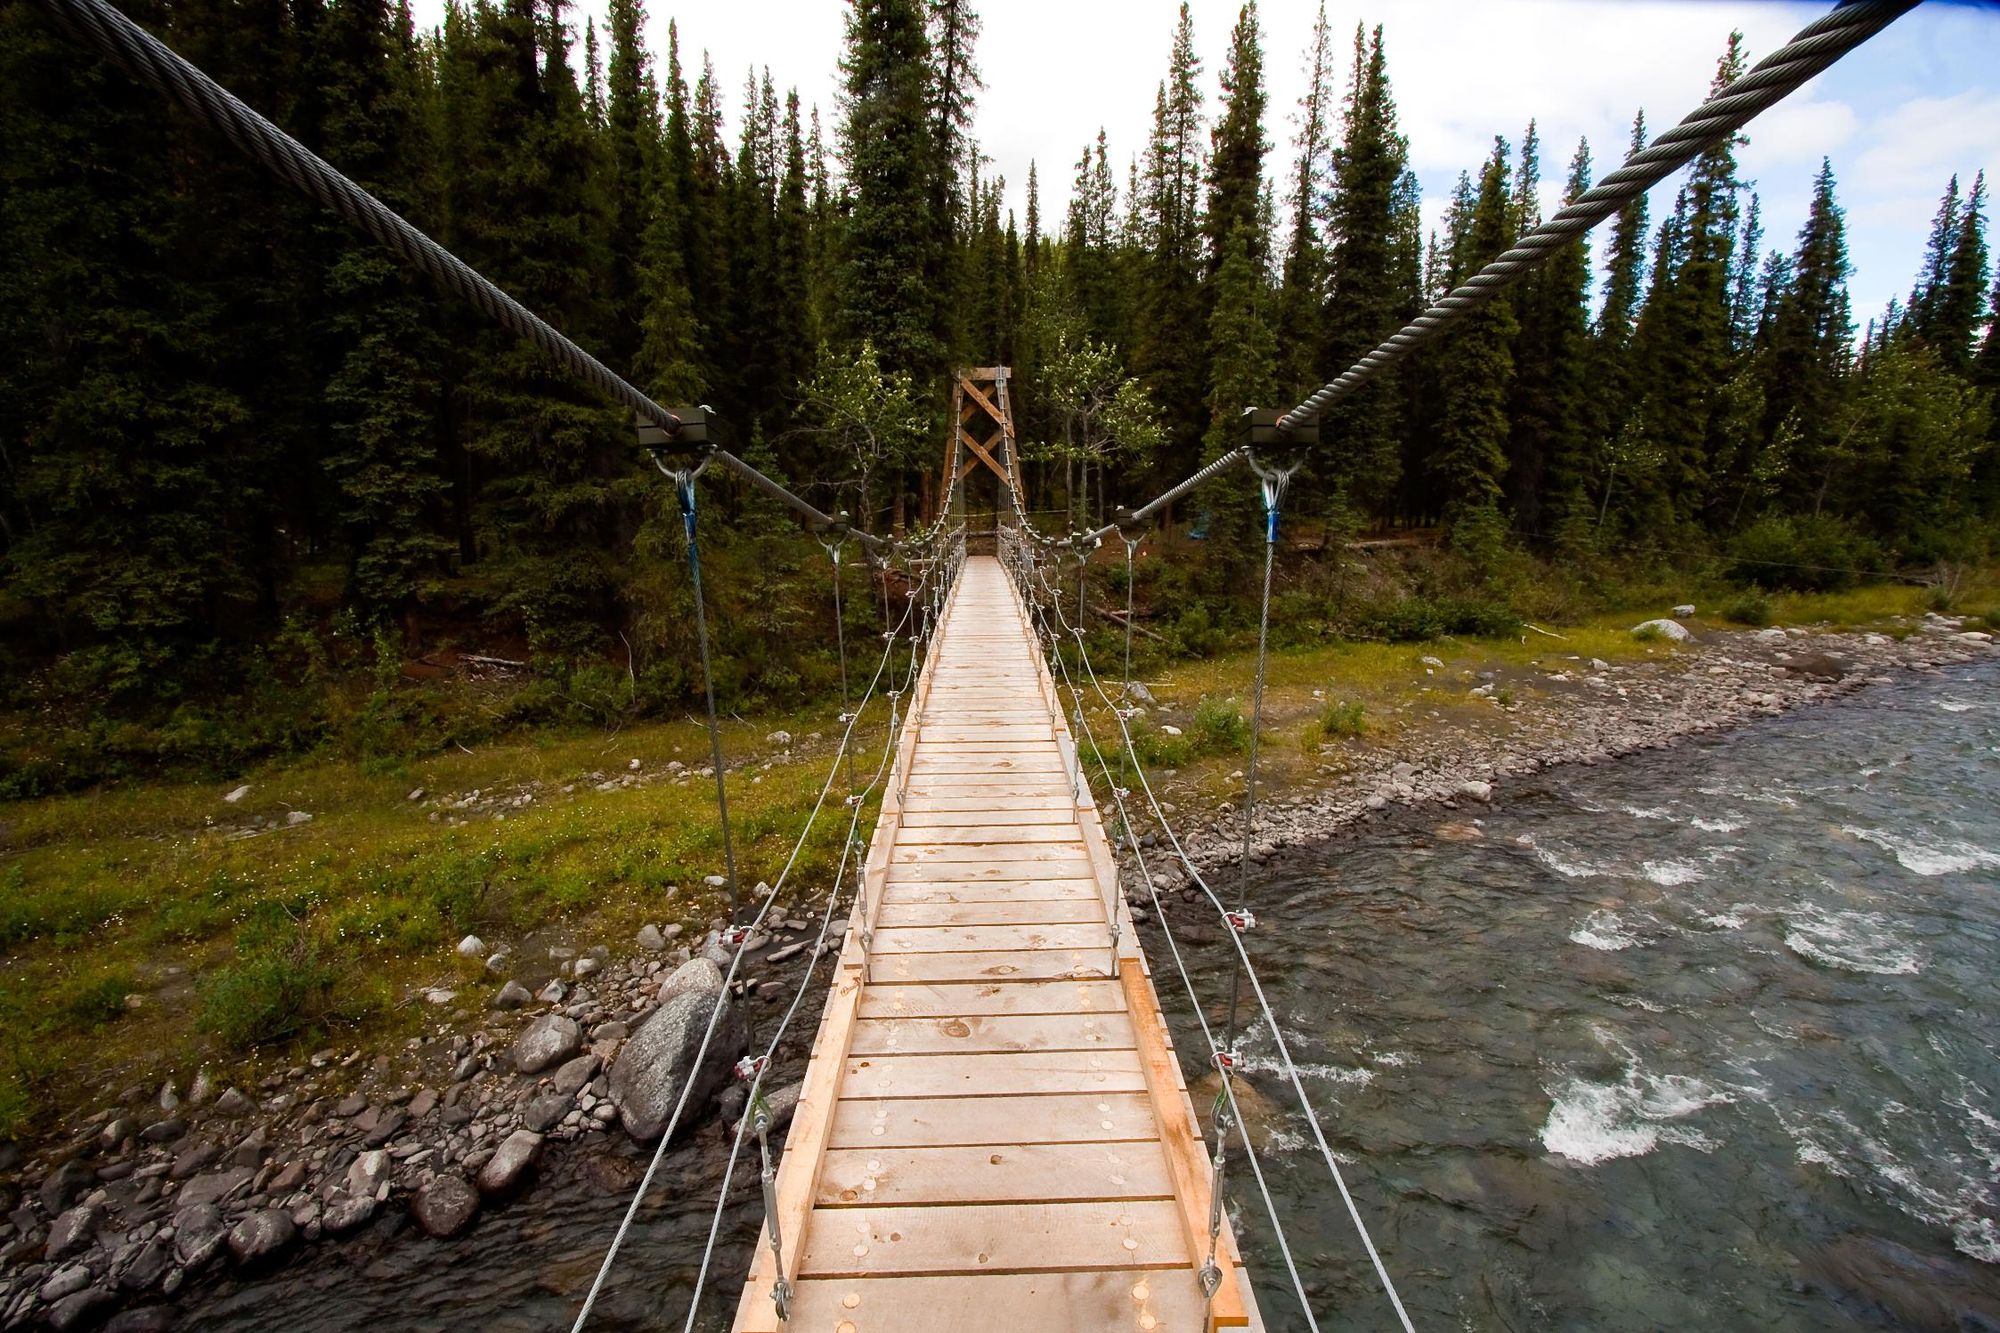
[[223, 784, 250, 804], [1672, 604, 1696, 617], [491, 980, 532, 1010], [227, 1208, 297, 1266], [176, 1166, 253, 1210], [1632, 618, 1692, 642], [1456, 779, 1493, 803], [475, 1130, 542, 1199], [104, 1310, 175, 1333], [116, 1236, 173, 1293], [45, 1288, 118, 1332], [41, 1160, 94, 1215], [45, 1202, 104, 1262], [609, 988, 746, 1142], [42, 1264, 95, 1304], [321, 1192, 378, 1235], [410, 1173, 479, 1238], [522, 1092, 571, 1133], [513, 1015, 583, 1074], [214, 1087, 254, 1115], [455, 934, 486, 959], [173, 1203, 229, 1269], [656, 957, 724, 1004], [346, 1149, 391, 1199], [551, 1053, 601, 1098]]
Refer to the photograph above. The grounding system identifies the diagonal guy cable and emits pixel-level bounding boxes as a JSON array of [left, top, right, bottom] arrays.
[[25, 0, 898, 552]]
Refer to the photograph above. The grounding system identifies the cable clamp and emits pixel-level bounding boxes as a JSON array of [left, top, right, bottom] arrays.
[[1224, 909, 1257, 933], [844, 793, 863, 807], [1213, 1048, 1240, 1072], [837, 711, 854, 724], [719, 924, 752, 949], [1113, 787, 1130, 801], [734, 1054, 768, 1083]]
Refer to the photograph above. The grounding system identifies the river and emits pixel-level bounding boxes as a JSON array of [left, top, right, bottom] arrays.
[[179, 659, 2000, 1331]]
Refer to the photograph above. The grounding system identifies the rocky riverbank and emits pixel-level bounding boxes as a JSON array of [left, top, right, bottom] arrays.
[[1119, 610, 1998, 897], [0, 924, 815, 1331], [0, 610, 1992, 1330]]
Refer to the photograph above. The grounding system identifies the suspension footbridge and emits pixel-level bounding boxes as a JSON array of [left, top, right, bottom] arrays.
[[13, 0, 1920, 1325]]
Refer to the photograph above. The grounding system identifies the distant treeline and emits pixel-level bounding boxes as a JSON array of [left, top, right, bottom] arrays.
[[2, 0, 1996, 700]]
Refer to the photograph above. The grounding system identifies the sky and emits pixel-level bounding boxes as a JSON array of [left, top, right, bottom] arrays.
[[417, 0, 2000, 330]]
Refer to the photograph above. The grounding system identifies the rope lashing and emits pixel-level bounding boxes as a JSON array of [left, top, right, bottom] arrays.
[[654, 453, 741, 920]]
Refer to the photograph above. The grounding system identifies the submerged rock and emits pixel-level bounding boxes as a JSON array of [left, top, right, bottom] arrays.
[[410, 1173, 480, 1238], [608, 988, 746, 1142]]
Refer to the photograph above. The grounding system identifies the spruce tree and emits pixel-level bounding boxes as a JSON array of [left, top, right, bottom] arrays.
[[314, 0, 451, 616], [1319, 23, 1409, 513], [1432, 138, 1516, 534], [1275, 1, 1334, 397], [1761, 158, 1853, 516], [1506, 137, 1592, 537], [1910, 174, 1961, 334], [602, 0, 661, 370], [1203, 2, 1267, 277], [1931, 170, 1989, 373], [1133, 4, 1207, 484]]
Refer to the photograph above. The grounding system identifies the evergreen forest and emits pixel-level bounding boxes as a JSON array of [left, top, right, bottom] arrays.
[[4, 0, 1998, 791]]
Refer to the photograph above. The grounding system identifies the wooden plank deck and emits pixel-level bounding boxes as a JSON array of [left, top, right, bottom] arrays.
[[732, 556, 1260, 1333]]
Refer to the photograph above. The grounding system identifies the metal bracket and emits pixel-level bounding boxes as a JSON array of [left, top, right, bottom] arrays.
[[734, 1053, 768, 1083], [1224, 909, 1257, 933]]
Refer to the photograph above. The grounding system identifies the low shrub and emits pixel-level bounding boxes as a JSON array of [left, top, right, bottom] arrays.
[[1730, 515, 1882, 591], [1721, 589, 1772, 626], [1188, 695, 1251, 758], [198, 916, 337, 1048]]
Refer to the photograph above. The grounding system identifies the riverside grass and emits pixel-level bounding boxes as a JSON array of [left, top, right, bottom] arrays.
[[0, 574, 1984, 1138]]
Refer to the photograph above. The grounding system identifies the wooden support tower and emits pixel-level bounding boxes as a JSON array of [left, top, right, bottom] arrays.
[[943, 366, 1027, 522], [732, 557, 1260, 1333]]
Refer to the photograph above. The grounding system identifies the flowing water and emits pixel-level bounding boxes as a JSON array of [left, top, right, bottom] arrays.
[[179, 660, 2000, 1331]]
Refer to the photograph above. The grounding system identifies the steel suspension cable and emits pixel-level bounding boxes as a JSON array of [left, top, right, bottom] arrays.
[[568, 555, 938, 1332], [25, 0, 908, 553], [1070, 0, 1912, 549], [1023, 543, 1415, 1332]]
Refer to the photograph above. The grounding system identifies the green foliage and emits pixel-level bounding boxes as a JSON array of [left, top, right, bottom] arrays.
[[1302, 697, 1366, 752], [1343, 596, 1519, 642], [1730, 514, 1883, 591], [197, 909, 341, 1048], [1720, 588, 1773, 626], [1189, 695, 1251, 757]]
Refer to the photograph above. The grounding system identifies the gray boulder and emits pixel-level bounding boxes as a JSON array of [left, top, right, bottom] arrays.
[[512, 1014, 582, 1074], [636, 923, 667, 951], [656, 956, 723, 1005], [551, 1053, 601, 1098], [321, 1192, 377, 1235], [608, 988, 746, 1142], [491, 980, 532, 1010], [522, 1092, 570, 1133], [410, 1174, 479, 1239], [46, 1288, 118, 1332], [345, 1149, 391, 1200], [177, 1166, 254, 1209], [116, 1236, 174, 1293], [475, 1130, 542, 1199], [1632, 618, 1692, 642], [227, 1208, 297, 1266], [45, 1202, 104, 1262], [40, 1160, 93, 1215], [173, 1202, 230, 1269]]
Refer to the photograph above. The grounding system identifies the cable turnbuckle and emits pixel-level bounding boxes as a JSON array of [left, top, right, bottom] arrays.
[[734, 1054, 768, 1083], [1224, 909, 1257, 933]]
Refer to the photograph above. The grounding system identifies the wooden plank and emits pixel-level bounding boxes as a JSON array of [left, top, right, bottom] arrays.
[[858, 980, 1124, 1019], [797, 1199, 1190, 1277], [875, 899, 1103, 927], [891, 844, 1088, 865], [783, 1268, 1210, 1332], [849, 1010, 1136, 1056], [878, 877, 1103, 903], [899, 806, 1077, 825], [871, 923, 1108, 954], [886, 862, 1098, 885], [840, 1050, 1145, 1099], [829, 1090, 1156, 1147], [867, 951, 1114, 984], [816, 1141, 1175, 1206], [895, 824, 1085, 845]]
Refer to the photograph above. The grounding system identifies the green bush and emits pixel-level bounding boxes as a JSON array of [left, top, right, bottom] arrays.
[[1721, 589, 1772, 626], [1318, 699, 1366, 738], [1347, 596, 1519, 642], [1730, 515, 1882, 591], [198, 914, 337, 1048], [1188, 696, 1250, 758], [58, 969, 135, 1028]]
